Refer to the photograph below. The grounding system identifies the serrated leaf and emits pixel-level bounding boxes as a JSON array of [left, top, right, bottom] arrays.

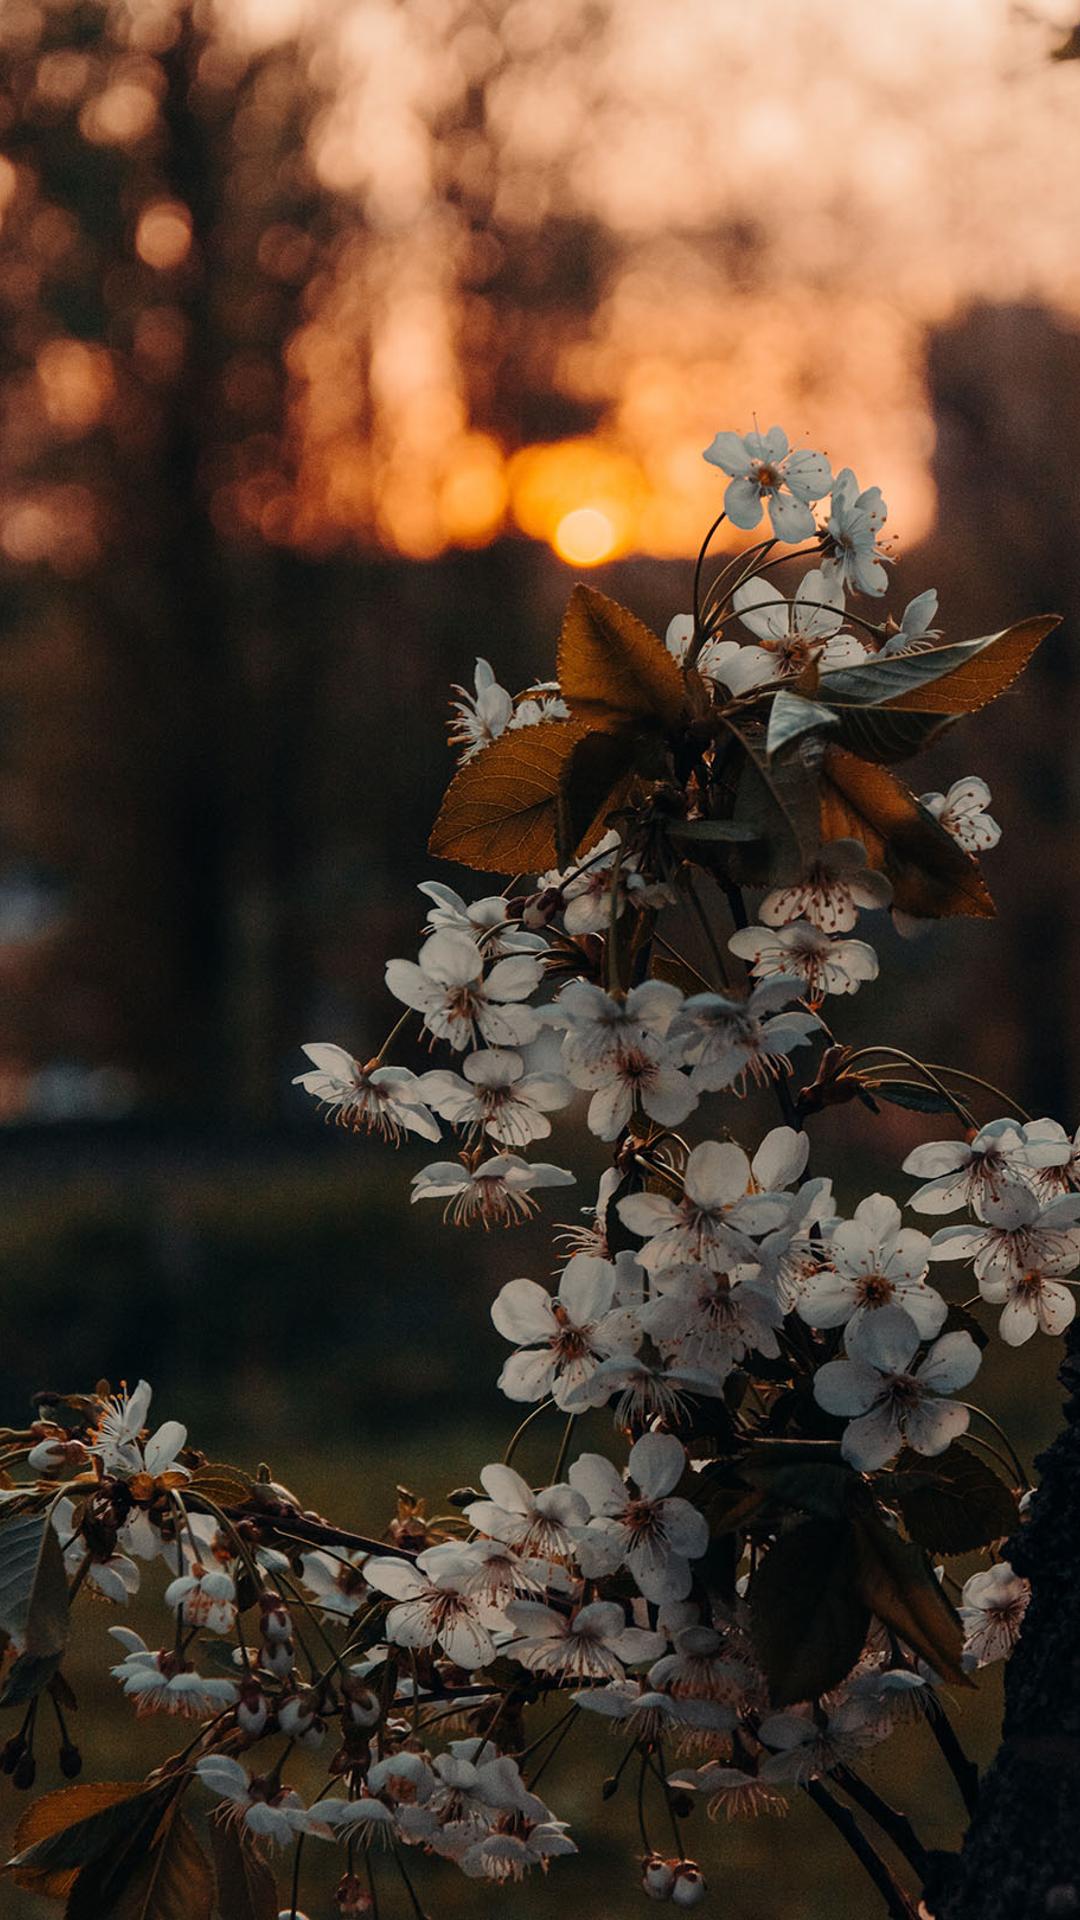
[[187, 1464, 255, 1509], [558, 584, 687, 729], [766, 689, 839, 760], [887, 1445, 1019, 1556], [8, 1783, 151, 1898], [722, 737, 821, 888], [852, 1511, 970, 1686], [9, 1784, 168, 1884], [0, 1507, 70, 1690], [748, 1518, 869, 1706], [820, 616, 1059, 715], [820, 746, 994, 919], [557, 724, 652, 865], [208, 1819, 278, 1920], [68, 1810, 214, 1920], [429, 717, 624, 872]]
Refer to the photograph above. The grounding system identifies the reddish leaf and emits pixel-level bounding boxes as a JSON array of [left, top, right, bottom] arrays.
[[558, 584, 687, 729], [820, 746, 995, 918]]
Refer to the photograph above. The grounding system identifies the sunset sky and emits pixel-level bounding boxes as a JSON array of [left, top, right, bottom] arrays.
[[210, 0, 1080, 561]]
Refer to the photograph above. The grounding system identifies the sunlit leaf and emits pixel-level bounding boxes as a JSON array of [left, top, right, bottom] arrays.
[[208, 1818, 278, 1920], [766, 689, 839, 760], [558, 584, 687, 729], [820, 746, 995, 918], [820, 616, 1059, 715], [852, 1511, 970, 1686], [428, 718, 617, 872], [9, 1783, 168, 1886], [885, 1444, 1019, 1556], [748, 1518, 869, 1706]]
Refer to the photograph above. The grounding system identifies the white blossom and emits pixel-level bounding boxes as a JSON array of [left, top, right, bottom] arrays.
[[617, 1138, 793, 1273], [959, 1562, 1030, 1668], [702, 426, 832, 541], [812, 1305, 981, 1470], [448, 659, 513, 762], [759, 840, 892, 934], [386, 931, 541, 1051], [921, 777, 1001, 853], [491, 1253, 640, 1408], [902, 1117, 1068, 1216], [821, 468, 889, 597], [666, 979, 819, 1092], [796, 1193, 945, 1346], [419, 881, 547, 955], [418, 1048, 572, 1148], [569, 1432, 709, 1604], [411, 1153, 574, 1226], [728, 920, 878, 1002], [504, 1599, 665, 1681], [293, 1044, 440, 1143]]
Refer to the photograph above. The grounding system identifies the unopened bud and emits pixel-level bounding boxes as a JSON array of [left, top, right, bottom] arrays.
[[259, 1593, 292, 1642], [277, 1692, 316, 1738], [336, 1874, 373, 1915], [344, 1685, 381, 1730], [641, 1855, 675, 1901], [59, 1742, 82, 1779], [27, 1437, 88, 1476], [671, 1863, 707, 1909], [261, 1636, 295, 1679], [13, 1751, 37, 1791], [238, 1682, 269, 1738], [1, 1734, 26, 1775], [521, 886, 564, 930]]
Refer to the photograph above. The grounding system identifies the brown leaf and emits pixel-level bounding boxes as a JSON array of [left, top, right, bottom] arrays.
[[820, 746, 995, 918], [883, 615, 1059, 715], [208, 1820, 278, 1920], [64, 1805, 213, 1920], [429, 718, 644, 874], [9, 1783, 165, 1899], [187, 1464, 255, 1509], [558, 584, 687, 729], [853, 1512, 971, 1687]]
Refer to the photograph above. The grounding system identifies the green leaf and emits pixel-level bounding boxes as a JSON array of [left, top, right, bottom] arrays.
[[748, 1518, 869, 1706], [766, 689, 839, 760], [187, 1464, 255, 1509], [666, 817, 762, 843], [886, 1444, 1019, 1556], [869, 1080, 957, 1114], [208, 1818, 278, 1920], [852, 1511, 970, 1686], [0, 1507, 70, 1689]]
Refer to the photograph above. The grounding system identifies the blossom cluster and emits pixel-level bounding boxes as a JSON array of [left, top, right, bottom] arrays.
[[0, 425, 1062, 1920]]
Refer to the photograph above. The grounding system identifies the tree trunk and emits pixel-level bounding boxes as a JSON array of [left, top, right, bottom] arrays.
[[928, 1320, 1080, 1920]]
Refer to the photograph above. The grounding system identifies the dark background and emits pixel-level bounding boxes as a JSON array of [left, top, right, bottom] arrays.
[[3, 4, 1080, 1913]]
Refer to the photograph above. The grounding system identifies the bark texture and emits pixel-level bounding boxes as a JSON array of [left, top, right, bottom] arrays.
[[928, 1321, 1080, 1920]]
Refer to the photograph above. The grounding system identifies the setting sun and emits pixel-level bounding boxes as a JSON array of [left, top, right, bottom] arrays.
[[552, 506, 618, 566]]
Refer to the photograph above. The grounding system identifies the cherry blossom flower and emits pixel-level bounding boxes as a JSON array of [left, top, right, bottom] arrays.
[[164, 1565, 237, 1635], [572, 1680, 734, 1746], [575, 1352, 726, 1427], [928, 1188, 1080, 1320], [666, 979, 819, 1092], [109, 1628, 239, 1717], [465, 1464, 588, 1562], [364, 1545, 499, 1669], [796, 1193, 945, 1346], [386, 931, 542, 1052], [91, 1380, 188, 1483], [1021, 1118, 1080, 1199], [719, 569, 865, 695], [812, 1305, 981, 1471], [729, 920, 878, 1003], [411, 1153, 574, 1226], [667, 1762, 789, 1822], [702, 426, 832, 540], [921, 777, 1001, 853], [300, 1548, 370, 1622], [639, 1264, 782, 1381], [879, 588, 941, 654], [617, 1139, 792, 1273], [569, 1432, 709, 1604], [293, 1044, 440, 1143], [52, 1498, 139, 1605], [821, 468, 889, 597], [902, 1117, 1068, 1216], [402, 1741, 554, 1863], [448, 658, 513, 762], [504, 1599, 665, 1680], [648, 1624, 758, 1707], [491, 1252, 640, 1407], [419, 881, 547, 955], [195, 1755, 331, 1846], [758, 840, 892, 934], [507, 681, 570, 731], [461, 1815, 577, 1883], [757, 1702, 883, 1782], [418, 1049, 572, 1148], [538, 830, 660, 937], [567, 1033, 697, 1142], [959, 1562, 1031, 1668], [550, 978, 683, 1076]]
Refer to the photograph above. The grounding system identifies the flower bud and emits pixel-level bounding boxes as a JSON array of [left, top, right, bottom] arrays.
[[27, 1437, 88, 1476], [336, 1873, 374, 1914], [641, 1855, 676, 1901], [521, 886, 565, 931], [344, 1685, 381, 1729], [1, 1734, 26, 1775], [261, 1636, 295, 1679], [671, 1864, 707, 1909], [277, 1692, 316, 1738], [13, 1751, 37, 1791], [238, 1682, 269, 1738], [259, 1593, 292, 1642], [59, 1742, 83, 1779]]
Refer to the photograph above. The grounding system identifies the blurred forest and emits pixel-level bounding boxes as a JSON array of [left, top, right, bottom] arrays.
[[2, 0, 1080, 1417]]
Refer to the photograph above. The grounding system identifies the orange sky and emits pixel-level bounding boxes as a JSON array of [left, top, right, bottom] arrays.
[[216, 0, 1080, 560]]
